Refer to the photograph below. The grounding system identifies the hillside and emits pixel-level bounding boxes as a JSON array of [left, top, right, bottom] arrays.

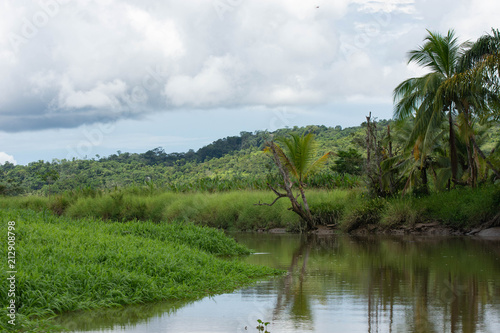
[[1, 119, 498, 196], [0, 124, 371, 195]]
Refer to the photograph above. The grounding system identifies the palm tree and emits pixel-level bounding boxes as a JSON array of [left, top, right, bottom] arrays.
[[261, 133, 331, 230], [393, 29, 500, 187], [455, 29, 500, 181], [459, 28, 500, 74], [394, 30, 468, 186], [383, 117, 466, 194]]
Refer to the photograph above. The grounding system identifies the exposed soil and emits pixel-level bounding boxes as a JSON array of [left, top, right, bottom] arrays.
[[348, 222, 464, 236], [309, 219, 500, 238], [474, 227, 500, 237], [258, 214, 500, 238]]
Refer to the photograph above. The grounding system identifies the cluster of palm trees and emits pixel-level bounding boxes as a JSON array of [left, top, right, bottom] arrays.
[[392, 28, 500, 191], [260, 29, 500, 229]]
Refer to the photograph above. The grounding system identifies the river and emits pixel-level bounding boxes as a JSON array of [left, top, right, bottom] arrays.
[[54, 233, 500, 332]]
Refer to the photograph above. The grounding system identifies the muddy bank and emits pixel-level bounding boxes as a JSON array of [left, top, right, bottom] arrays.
[[342, 223, 500, 238], [263, 221, 500, 238]]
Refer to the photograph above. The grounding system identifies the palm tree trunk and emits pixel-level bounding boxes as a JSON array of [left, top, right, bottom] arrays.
[[470, 135, 500, 179], [366, 113, 372, 175], [466, 142, 476, 187], [448, 110, 458, 186], [267, 142, 315, 229], [298, 184, 314, 228], [421, 165, 428, 186], [462, 106, 477, 187]]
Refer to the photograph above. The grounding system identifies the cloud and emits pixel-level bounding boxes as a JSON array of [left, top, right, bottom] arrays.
[[164, 55, 241, 107], [57, 79, 128, 110], [352, 0, 416, 14], [0, 0, 497, 133], [0, 152, 16, 165]]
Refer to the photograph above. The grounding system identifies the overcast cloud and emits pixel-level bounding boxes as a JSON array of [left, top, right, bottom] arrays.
[[1, 0, 499, 164]]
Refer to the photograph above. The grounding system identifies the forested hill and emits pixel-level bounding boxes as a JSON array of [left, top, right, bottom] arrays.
[[1, 119, 498, 195], [0, 123, 371, 195]]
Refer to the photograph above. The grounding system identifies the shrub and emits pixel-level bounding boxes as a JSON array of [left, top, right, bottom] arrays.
[[48, 195, 72, 215], [340, 198, 385, 232], [380, 199, 421, 228], [415, 185, 500, 227]]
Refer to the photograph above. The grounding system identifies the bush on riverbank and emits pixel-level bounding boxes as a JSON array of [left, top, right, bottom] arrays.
[[337, 185, 500, 231], [0, 209, 281, 332]]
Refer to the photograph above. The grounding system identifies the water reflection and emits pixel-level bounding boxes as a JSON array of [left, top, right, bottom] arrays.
[[53, 298, 193, 332], [54, 234, 500, 333], [237, 234, 500, 333]]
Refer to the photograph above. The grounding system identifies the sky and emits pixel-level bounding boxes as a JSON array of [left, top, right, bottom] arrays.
[[0, 0, 499, 165]]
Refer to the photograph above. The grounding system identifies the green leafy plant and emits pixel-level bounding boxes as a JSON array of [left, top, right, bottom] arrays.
[[256, 319, 271, 332]]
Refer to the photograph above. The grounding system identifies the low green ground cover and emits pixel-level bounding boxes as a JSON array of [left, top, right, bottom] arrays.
[[0, 209, 281, 332]]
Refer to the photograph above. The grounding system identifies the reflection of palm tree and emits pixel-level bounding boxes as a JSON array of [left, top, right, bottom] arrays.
[[272, 237, 313, 325]]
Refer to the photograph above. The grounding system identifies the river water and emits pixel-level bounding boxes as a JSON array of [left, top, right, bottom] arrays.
[[55, 233, 500, 333]]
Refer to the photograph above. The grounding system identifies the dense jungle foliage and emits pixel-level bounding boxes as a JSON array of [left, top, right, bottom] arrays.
[[0, 119, 498, 197], [0, 124, 370, 195]]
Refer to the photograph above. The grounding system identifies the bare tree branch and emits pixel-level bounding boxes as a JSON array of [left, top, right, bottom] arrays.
[[254, 183, 287, 206]]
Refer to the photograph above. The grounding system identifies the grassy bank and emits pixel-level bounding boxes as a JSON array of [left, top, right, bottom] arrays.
[[0, 189, 359, 231], [0, 209, 282, 332], [1, 185, 499, 234], [343, 185, 500, 232]]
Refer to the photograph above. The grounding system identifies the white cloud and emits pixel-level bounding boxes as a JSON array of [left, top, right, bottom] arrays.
[[0, 0, 498, 133], [0, 152, 16, 165], [125, 5, 185, 59], [164, 55, 241, 107], [352, 0, 416, 14], [57, 79, 128, 110], [439, 0, 500, 40]]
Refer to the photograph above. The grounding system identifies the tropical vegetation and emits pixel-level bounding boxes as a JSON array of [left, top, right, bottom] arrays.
[[1, 27, 500, 332], [260, 133, 332, 230], [392, 29, 500, 192]]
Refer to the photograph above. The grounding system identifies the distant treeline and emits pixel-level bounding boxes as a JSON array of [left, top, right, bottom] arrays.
[[1, 118, 498, 196], [0, 124, 369, 195]]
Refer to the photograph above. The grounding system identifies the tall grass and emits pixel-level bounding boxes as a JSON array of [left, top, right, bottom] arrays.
[[0, 209, 282, 332], [338, 185, 500, 231], [63, 189, 359, 231], [413, 185, 500, 227], [1, 185, 498, 234], [0, 188, 358, 231]]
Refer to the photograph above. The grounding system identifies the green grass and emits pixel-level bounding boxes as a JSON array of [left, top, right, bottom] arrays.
[[414, 185, 500, 227], [1, 185, 498, 234], [379, 199, 422, 228], [341, 185, 500, 230], [0, 209, 282, 332], [3, 189, 349, 231]]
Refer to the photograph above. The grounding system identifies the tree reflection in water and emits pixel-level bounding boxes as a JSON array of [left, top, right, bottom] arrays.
[[53, 234, 500, 333], [247, 234, 500, 333]]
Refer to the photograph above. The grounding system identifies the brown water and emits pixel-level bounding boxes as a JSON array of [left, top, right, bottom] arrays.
[[55, 234, 500, 333]]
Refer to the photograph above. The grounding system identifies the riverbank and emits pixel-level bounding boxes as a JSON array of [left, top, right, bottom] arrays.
[[1, 185, 498, 234], [0, 209, 282, 332], [51, 232, 500, 332]]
